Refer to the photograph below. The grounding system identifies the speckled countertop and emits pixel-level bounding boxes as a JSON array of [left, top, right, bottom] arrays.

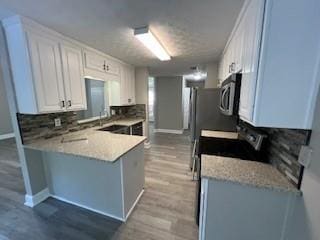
[[24, 124, 146, 163], [201, 155, 300, 194], [112, 118, 144, 126], [201, 130, 238, 139]]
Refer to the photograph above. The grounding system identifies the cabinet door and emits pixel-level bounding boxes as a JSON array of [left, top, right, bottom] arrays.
[[238, 0, 264, 121], [105, 59, 120, 76], [83, 51, 105, 73], [233, 23, 244, 73], [118, 65, 135, 105], [60, 43, 87, 111], [228, 38, 236, 74], [218, 60, 223, 84], [27, 31, 65, 113], [199, 178, 208, 240], [224, 48, 232, 79], [221, 53, 227, 80], [120, 65, 129, 105], [108, 77, 121, 106], [128, 66, 135, 104]]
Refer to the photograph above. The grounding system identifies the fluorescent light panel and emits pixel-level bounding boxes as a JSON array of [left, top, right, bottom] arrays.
[[134, 27, 171, 61]]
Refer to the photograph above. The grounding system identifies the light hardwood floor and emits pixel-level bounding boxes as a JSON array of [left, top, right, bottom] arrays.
[[0, 129, 198, 240]]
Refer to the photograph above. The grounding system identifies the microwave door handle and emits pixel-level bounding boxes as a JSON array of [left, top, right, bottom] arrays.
[[223, 86, 230, 111], [220, 88, 227, 110]]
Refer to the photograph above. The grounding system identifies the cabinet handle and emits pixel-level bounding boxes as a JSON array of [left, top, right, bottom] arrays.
[[61, 100, 65, 108], [128, 98, 131, 103], [231, 62, 236, 72], [106, 65, 109, 71], [103, 62, 106, 71], [68, 100, 72, 107]]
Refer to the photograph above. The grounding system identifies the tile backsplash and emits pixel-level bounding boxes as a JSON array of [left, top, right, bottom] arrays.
[[263, 128, 311, 188], [18, 104, 146, 144], [239, 121, 311, 188]]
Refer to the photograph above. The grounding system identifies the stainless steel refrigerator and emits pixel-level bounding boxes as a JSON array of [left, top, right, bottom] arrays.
[[189, 88, 237, 167]]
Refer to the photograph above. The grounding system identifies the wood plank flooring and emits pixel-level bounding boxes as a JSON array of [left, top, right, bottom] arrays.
[[0, 129, 198, 240]]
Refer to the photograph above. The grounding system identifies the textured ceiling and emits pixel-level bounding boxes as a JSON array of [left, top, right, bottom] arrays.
[[0, 0, 244, 76]]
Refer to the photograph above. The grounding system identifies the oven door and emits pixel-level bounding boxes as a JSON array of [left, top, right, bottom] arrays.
[[220, 81, 235, 116]]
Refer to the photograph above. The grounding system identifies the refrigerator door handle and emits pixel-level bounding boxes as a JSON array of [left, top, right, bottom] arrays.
[[192, 140, 198, 180]]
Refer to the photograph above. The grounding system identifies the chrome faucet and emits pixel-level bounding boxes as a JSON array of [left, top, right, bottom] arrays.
[[99, 109, 110, 126]]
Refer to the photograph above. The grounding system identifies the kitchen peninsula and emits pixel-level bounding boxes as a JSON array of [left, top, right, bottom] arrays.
[[23, 124, 146, 222]]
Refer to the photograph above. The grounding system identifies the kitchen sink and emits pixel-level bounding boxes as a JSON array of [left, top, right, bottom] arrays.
[[98, 125, 130, 135]]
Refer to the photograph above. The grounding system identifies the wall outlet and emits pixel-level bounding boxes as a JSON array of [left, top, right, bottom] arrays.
[[111, 109, 116, 116], [54, 118, 61, 127], [298, 145, 313, 168]]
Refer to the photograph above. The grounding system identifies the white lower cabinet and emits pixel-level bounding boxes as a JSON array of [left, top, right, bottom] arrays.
[[3, 16, 87, 114], [199, 177, 298, 240]]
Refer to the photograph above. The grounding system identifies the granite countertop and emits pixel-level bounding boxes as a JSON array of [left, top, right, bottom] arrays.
[[24, 127, 146, 163], [201, 130, 238, 139], [201, 155, 301, 194]]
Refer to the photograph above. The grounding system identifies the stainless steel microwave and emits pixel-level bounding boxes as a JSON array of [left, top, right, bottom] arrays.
[[220, 73, 242, 116]]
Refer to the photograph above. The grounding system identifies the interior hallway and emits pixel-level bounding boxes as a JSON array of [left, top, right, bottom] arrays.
[[0, 127, 197, 240]]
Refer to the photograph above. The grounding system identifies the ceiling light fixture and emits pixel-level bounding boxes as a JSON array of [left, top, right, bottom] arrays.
[[134, 26, 171, 61]]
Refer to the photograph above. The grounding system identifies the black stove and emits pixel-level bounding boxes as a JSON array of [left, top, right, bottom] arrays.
[[195, 124, 268, 225]]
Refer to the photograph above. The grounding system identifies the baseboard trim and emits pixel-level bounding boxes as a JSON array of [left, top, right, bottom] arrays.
[[51, 195, 125, 222], [144, 141, 151, 149], [24, 188, 50, 207], [0, 133, 14, 140], [125, 189, 144, 221], [153, 129, 184, 134], [24, 189, 143, 222]]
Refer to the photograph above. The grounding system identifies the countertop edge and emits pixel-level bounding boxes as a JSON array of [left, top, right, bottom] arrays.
[[201, 130, 238, 139], [112, 118, 145, 126], [201, 175, 302, 196], [24, 137, 146, 163]]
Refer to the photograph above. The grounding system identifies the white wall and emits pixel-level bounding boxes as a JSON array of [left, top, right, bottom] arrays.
[[205, 61, 219, 88], [0, 69, 13, 136], [135, 67, 149, 142], [287, 86, 320, 240], [154, 76, 184, 131]]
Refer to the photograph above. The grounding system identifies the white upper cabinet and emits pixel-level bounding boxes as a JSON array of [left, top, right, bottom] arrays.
[[3, 16, 137, 113], [83, 50, 120, 79], [127, 66, 136, 104], [105, 59, 120, 76], [83, 51, 106, 74], [83, 49, 137, 107], [3, 16, 87, 114], [238, 0, 264, 122], [60, 43, 87, 111], [219, 0, 320, 129], [107, 64, 136, 106], [218, 14, 245, 82], [119, 64, 136, 105], [26, 31, 65, 113]]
